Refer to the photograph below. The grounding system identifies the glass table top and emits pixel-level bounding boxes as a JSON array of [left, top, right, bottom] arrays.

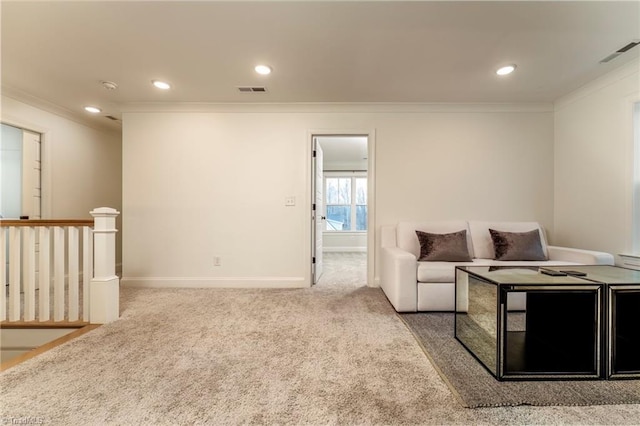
[[457, 266, 594, 286], [541, 265, 640, 284], [457, 265, 640, 286]]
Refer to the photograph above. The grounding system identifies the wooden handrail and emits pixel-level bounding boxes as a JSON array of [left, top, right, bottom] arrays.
[[0, 219, 94, 227], [1, 207, 119, 325]]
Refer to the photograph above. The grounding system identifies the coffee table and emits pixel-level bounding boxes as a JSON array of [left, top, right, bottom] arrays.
[[454, 265, 640, 381], [543, 265, 640, 379]]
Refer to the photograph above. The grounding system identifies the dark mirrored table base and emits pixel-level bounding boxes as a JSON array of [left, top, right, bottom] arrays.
[[611, 290, 640, 378], [455, 266, 640, 381], [502, 291, 599, 380]]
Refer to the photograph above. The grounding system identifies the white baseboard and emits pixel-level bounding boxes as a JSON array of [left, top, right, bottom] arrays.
[[323, 247, 367, 253], [120, 277, 308, 289]]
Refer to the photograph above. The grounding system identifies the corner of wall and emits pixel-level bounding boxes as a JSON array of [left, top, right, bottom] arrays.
[[554, 58, 640, 112]]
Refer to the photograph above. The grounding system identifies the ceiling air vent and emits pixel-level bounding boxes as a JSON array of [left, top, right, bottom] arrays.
[[237, 86, 267, 93], [105, 115, 120, 121], [600, 40, 640, 63]]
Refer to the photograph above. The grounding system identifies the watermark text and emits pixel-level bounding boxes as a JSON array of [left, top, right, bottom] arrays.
[[1, 417, 45, 425]]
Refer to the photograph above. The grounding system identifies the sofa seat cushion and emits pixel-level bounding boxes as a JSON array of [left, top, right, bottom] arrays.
[[417, 259, 494, 282], [417, 259, 580, 283]]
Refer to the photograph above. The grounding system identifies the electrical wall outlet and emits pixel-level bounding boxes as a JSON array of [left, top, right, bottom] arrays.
[[285, 196, 296, 206], [213, 256, 222, 266]]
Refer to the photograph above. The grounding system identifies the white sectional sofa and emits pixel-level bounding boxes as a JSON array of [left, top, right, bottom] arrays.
[[380, 220, 614, 312]]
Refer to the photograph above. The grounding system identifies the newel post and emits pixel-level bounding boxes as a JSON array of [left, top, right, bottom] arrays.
[[90, 207, 120, 324]]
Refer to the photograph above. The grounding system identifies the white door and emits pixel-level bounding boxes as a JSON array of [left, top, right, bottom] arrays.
[[313, 138, 324, 284]]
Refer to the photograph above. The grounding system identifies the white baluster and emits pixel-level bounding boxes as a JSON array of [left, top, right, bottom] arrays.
[[23, 226, 36, 321], [68, 226, 79, 321], [39, 227, 51, 321], [0, 228, 6, 321], [82, 226, 93, 322], [53, 226, 65, 321], [90, 207, 120, 324], [8, 227, 21, 321]]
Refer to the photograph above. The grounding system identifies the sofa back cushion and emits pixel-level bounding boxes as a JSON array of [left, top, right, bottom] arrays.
[[416, 230, 473, 261], [489, 228, 547, 260], [468, 221, 548, 259], [396, 221, 473, 259]]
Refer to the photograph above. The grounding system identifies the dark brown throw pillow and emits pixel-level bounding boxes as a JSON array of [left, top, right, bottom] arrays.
[[489, 229, 547, 261], [415, 230, 472, 262]]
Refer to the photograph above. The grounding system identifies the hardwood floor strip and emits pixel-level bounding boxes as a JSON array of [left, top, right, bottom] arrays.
[[0, 324, 100, 372], [1, 321, 89, 328]]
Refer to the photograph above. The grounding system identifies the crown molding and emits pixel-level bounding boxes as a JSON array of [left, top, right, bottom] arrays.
[[2, 84, 554, 126], [554, 58, 640, 111], [120, 101, 553, 114], [1, 85, 121, 135]]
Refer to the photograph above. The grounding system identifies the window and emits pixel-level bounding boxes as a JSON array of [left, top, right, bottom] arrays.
[[324, 174, 367, 231]]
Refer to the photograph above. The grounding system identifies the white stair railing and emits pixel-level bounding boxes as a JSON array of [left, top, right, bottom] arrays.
[[0, 207, 120, 325]]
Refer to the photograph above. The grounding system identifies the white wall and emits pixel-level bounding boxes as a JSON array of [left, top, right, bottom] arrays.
[[122, 105, 554, 287], [1, 95, 123, 265], [554, 59, 640, 262], [324, 161, 367, 171], [323, 233, 367, 252], [374, 110, 554, 226]]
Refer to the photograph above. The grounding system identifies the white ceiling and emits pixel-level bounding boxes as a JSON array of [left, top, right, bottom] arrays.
[[317, 136, 368, 170], [2, 1, 639, 131]]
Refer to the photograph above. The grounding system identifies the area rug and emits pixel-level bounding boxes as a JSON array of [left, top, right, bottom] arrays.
[[400, 313, 640, 408]]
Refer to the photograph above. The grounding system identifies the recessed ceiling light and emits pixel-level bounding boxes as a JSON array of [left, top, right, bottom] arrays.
[[84, 106, 102, 113], [496, 65, 516, 76], [152, 80, 171, 90], [255, 65, 272, 75]]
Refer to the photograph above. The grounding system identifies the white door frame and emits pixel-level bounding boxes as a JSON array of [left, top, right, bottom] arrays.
[[307, 129, 376, 287]]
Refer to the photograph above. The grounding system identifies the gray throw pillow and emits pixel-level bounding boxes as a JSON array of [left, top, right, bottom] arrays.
[[415, 230, 472, 262], [489, 228, 548, 261]]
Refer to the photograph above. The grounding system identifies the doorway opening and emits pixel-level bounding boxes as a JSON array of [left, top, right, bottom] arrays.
[[311, 135, 371, 288], [1, 122, 43, 294], [1, 123, 42, 220]]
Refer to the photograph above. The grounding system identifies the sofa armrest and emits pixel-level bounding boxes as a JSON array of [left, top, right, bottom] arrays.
[[547, 246, 614, 265], [380, 247, 417, 312]]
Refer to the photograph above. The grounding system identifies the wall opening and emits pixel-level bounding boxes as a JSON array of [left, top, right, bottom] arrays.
[[0, 123, 42, 220], [312, 135, 369, 288]]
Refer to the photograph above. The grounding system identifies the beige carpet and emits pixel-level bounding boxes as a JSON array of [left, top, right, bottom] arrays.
[[1, 253, 639, 425], [402, 313, 640, 408]]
